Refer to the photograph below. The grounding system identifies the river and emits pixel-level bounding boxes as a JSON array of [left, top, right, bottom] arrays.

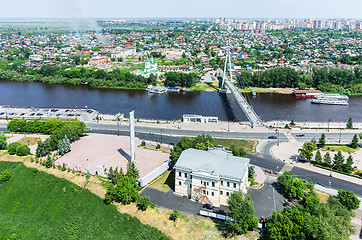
[[1, 80, 361, 122]]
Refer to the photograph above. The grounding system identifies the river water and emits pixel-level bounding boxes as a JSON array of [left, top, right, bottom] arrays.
[[1, 80, 361, 122]]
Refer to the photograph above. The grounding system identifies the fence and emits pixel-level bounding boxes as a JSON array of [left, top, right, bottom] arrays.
[[139, 160, 171, 187], [199, 210, 234, 222]]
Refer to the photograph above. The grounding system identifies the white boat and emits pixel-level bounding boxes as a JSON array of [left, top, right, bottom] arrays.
[[251, 90, 256, 96], [146, 85, 168, 94], [311, 93, 349, 105]]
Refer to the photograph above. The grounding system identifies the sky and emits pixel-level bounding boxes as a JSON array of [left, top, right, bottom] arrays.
[[1, 0, 361, 19]]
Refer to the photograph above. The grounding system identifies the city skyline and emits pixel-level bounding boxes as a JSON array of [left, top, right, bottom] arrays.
[[1, 0, 362, 19]]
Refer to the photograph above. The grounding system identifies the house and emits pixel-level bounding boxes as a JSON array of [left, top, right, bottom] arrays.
[[174, 147, 250, 207], [182, 114, 218, 123]]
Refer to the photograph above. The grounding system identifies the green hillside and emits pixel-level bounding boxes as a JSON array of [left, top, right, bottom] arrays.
[[0, 161, 169, 240]]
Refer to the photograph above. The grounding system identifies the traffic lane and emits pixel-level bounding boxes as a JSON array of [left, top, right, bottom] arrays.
[[292, 132, 357, 143], [247, 154, 285, 172], [291, 166, 362, 197]]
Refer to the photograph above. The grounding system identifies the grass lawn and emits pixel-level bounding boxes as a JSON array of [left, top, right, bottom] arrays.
[[214, 139, 257, 154], [321, 144, 360, 153], [314, 189, 331, 203], [148, 170, 175, 192], [0, 161, 169, 240], [189, 82, 219, 92]]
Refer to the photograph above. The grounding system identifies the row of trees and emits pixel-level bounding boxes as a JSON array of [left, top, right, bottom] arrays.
[[266, 171, 360, 239], [164, 72, 198, 88], [0, 66, 157, 90], [0, 133, 7, 150], [7, 119, 75, 135], [236, 67, 362, 94]]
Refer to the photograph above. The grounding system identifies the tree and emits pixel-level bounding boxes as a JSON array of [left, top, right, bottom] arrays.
[[336, 189, 361, 211], [278, 171, 307, 199], [169, 209, 179, 222], [105, 176, 140, 204], [346, 117, 353, 129], [318, 133, 326, 148], [344, 155, 354, 173], [314, 150, 322, 164], [226, 191, 258, 235], [333, 151, 345, 171], [290, 120, 296, 126], [299, 142, 316, 161], [16, 144, 30, 156], [323, 152, 332, 167], [351, 134, 359, 148], [248, 166, 255, 179], [0, 169, 12, 183], [45, 154, 53, 168], [8, 142, 21, 155], [137, 196, 150, 211], [58, 139, 64, 155], [63, 135, 71, 153], [0, 133, 7, 150], [126, 161, 139, 180]]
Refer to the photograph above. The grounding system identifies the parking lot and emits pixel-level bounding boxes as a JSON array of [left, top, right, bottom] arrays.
[[0, 106, 97, 122]]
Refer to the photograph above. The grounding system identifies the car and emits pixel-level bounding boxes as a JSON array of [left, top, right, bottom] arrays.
[[296, 133, 305, 137], [268, 135, 277, 139], [0, 112, 4, 115], [56, 113, 61, 116], [169, 142, 176, 146], [203, 204, 214, 210], [20, 113, 25, 116], [51, 109, 58, 112], [8, 113, 15, 115], [30, 113, 35, 116], [36, 113, 43, 116]]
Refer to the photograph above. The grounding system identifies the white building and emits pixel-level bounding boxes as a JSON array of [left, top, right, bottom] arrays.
[[182, 114, 218, 123], [174, 147, 250, 207]]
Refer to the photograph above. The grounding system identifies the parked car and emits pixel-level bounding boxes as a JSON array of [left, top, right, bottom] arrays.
[[203, 204, 214, 210], [36, 113, 43, 116], [30, 113, 35, 116], [268, 135, 277, 139], [0, 112, 4, 115], [20, 113, 25, 116], [296, 133, 305, 137]]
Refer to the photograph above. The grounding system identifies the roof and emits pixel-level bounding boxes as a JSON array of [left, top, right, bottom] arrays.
[[293, 90, 322, 94], [175, 148, 249, 181]]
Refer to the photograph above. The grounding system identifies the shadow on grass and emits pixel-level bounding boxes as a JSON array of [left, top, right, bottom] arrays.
[[205, 82, 219, 91], [165, 169, 175, 191]]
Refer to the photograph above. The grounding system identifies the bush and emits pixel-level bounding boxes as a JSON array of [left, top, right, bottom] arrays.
[[32, 168, 39, 173], [141, 140, 146, 146], [16, 145, 31, 156], [0, 169, 12, 183], [156, 144, 161, 149], [8, 142, 21, 155], [248, 166, 255, 179], [169, 209, 179, 222], [137, 196, 150, 211], [0, 133, 7, 150]]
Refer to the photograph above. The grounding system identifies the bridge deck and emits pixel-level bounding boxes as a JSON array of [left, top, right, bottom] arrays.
[[223, 77, 264, 127]]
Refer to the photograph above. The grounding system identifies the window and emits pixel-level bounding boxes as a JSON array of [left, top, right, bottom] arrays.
[[207, 191, 209, 195], [207, 182, 209, 186], [211, 192, 214, 196], [221, 180, 223, 186], [227, 182, 230, 187], [233, 183, 236, 188], [184, 173, 187, 178], [178, 171, 181, 177], [203, 190, 206, 194], [212, 182, 215, 187], [201, 180, 203, 184], [179, 181, 181, 186], [226, 192, 229, 196], [190, 175, 192, 179], [220, 191, 223, 195]]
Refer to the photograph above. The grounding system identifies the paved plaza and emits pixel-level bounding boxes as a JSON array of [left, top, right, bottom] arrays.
[[55, 134, 170, 178]]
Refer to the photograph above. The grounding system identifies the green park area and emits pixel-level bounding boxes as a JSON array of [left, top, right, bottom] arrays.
[[0, 161, 168, 240]]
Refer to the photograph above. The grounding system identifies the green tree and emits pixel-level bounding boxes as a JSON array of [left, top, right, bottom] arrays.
[[45, 154, 53, 168], [0, 133, 7, 150], [336, 189, 361, 211], [16, 144, 30, 156], [58, 139, 64, 155], [8, 142, 21, 155], [346, 117, 353, 129], [63, 135, 71, 153], [105, 176, 140, 204], [248, 166, 255, 179], [314, 150, 322, 164], [0, 169, 12, 183], [318, 133, 326, 148], [126, 161, 139, 180], [323, 152, 332, 167], [333, 151, 345, 171], [226, 191, 258, 235], [344, 155, 354, 173], [267, 207, 306, 240], [299, 141, 316, 161], [290, 120, 296, 126], [351, 134, 359, 148], [278, 171, 307, 199], [169, 209, 179, 222], [136, 196, 150, 211]]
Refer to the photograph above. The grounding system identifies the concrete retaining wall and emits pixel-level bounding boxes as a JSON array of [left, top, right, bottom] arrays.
[[139, 160, 171, 187]]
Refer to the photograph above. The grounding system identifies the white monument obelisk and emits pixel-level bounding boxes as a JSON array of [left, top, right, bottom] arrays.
[[129, 110, 135, 163]]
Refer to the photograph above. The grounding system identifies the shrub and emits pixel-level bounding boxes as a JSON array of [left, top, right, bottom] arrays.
[[16, 145, 31, 156], [0, 169, 12, 183], [32, 168, 39, 173], [248, 166, 255, 179], [8, 142, 21, 155], [0, 133, 7, 150], [137, 196, 150, 211], [141, 140, 146, 146], [169, 209, 179, 222], [285, 124, 289, 129], [61, 163, 66, 171], [156, 144, 161, 149]]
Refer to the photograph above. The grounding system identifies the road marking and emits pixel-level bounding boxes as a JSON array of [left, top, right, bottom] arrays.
[[279, 164, 293, 174], [272, 186, 277, 212], [284, 132, 297, 142]]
